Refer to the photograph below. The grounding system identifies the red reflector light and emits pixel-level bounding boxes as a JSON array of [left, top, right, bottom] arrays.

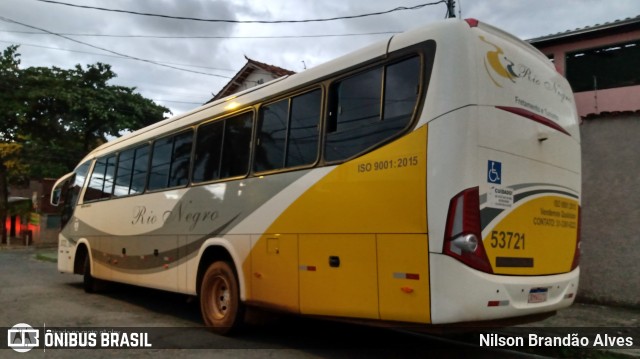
[[405, 273, 420, 280], [487, 300, 509, 307], [465, 18, 479, 27]]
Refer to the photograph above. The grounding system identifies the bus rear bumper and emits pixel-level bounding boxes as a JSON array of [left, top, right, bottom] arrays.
[[429, 253, 579, 325]]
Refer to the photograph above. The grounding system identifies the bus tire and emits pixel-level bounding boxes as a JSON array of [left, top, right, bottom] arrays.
[[200, 261, 244, 335], [83, 255, 97, 293]]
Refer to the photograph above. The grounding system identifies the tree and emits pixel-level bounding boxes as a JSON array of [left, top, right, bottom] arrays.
[[0, 143, 28, 243], [0, 45, 170, 243]]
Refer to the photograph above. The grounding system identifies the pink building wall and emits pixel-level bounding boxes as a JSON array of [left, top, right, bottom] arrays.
[[575, 86, 640, 117], [535, 28, 640, 117]]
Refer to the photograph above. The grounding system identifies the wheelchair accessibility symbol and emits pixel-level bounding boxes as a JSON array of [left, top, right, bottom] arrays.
[[487, 160, 502, 184]]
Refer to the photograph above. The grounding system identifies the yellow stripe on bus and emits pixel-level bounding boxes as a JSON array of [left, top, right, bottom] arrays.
[[246, 126, 430, 322]]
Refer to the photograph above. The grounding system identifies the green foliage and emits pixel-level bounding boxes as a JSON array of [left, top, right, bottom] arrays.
[[0, 45, 170, 242], [0, 45, 170, 179]]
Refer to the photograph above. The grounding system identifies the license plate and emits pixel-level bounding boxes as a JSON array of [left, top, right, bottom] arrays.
[[528, 288, 548, 303]]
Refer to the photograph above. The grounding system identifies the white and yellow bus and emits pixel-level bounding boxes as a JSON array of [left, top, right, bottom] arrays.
[[51, 18, 581, 334]]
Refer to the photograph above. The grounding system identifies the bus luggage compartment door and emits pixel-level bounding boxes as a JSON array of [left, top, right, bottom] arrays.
[[298, 234, 379, 319]]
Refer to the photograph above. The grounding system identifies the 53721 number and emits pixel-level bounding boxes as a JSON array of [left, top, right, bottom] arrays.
[[490, 231, 525, 250]]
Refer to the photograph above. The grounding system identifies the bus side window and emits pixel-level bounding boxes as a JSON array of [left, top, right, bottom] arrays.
[[255, 99, 289, 172], [169, 131, 193, 187], [254, 89, 321, 173], [287, 89, 321, 167], [83, 155, 116, 202], [148, 136, 173, 190], [220, 112, 253, 179], [115, 147, 135, 196], [324, 56, 420, 162], [193, 121, 224, 183], [383, 57, 421, 126], [114, 144, 149, 196], [148, 130, 193, 191], [61, 161, 90, 228], [130, 145, 149, 195], [193, 112, 253, 183]]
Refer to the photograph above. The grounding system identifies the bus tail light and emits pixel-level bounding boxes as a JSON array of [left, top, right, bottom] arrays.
[[571, 206, 581, 270], [443, 187, 493, 274]]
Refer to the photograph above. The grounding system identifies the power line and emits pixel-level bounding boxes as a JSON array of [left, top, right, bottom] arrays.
[[0, 16, 234, 79], [0, 29, 401, 39], [0, 40, 238, 73], [35, 0, 446, 24]]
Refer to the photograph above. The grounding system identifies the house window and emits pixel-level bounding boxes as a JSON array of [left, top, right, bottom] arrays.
[[566, 40, 640, 92]]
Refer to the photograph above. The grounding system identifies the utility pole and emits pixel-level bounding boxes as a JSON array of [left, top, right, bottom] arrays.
[[446, 0, 456, 18]]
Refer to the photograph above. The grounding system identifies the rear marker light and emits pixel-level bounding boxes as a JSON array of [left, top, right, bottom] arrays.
[[393, 272, 420, 280], [465, 18, 479, 27], [487, 300, 509, 307]]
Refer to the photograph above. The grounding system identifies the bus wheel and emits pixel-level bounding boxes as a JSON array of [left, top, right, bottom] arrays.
[[83, 255, 96, 293], [200, 261, 244, 335]]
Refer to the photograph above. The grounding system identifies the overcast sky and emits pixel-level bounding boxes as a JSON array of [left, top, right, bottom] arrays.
[[1, 0, 639, 116]]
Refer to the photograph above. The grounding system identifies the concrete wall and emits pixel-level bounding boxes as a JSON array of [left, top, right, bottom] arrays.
[[578, 113, 640, 307]]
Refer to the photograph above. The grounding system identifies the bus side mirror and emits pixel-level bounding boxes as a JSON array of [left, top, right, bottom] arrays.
[[51, 188, 62, 207], [50, 172, 74, 207]]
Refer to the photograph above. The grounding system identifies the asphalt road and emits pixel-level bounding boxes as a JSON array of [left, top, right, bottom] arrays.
[[0, 249, 546, 358]]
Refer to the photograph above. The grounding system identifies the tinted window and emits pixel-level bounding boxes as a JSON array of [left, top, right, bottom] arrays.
[[193, 121, 224, 183], [114, 148, 134, 196], [384, 57, 420, 121], [148, 130, 193, 190], [255, 99, 288, 172], [220, 112, 253, 178], [103, 156, 116, 197], [253, 90, 321, 173], [333, 68, 382, 133], [169, 131, 193, 187], [325, 56, 420, 162], [148, 136, 172, 190], [287, 89, 320, 167], [114, 145, 149, 196], [61, 161, 90, 227], [84, 155, 116, 201], [130, 145, 149, 194]]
